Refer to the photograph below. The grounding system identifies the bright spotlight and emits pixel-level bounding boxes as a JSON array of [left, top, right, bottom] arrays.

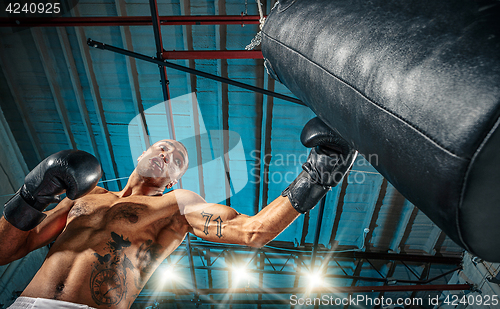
[[231, 265, 250, 285], [160, 266, 177, 284], [307, 271, 324, 288]]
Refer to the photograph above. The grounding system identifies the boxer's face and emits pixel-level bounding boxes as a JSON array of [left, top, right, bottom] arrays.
[[136, 139, 189, 187]]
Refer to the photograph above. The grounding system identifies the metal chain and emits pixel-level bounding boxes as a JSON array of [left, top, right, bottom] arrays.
[[245, 0, 273, 50]]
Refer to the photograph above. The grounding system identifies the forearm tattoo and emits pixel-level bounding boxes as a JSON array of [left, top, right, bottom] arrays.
[[90, 232, 163, 306], [201, 211, 223, 238]]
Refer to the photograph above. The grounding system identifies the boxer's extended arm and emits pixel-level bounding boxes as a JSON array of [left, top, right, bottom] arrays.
[[0, 197, 74, 265], [181, 192, 299, 248], [183, 117, 357, 248]]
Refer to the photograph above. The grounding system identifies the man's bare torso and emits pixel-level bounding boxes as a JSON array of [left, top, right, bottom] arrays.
[[21, 187, 189, 309]]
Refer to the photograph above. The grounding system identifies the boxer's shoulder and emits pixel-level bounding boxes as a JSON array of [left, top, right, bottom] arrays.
[[167, 189, 205, 204], [88, 186, 109, 195]]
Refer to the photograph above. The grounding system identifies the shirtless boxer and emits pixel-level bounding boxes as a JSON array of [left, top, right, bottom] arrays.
[[0, 117, 357, 309]]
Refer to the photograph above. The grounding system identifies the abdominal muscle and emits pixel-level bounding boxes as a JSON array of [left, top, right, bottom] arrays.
[[21, 222, 173, 309]]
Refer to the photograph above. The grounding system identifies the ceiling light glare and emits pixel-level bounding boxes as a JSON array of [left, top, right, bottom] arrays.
[[307, 271, 324, 288], [161, 266, 177, 283], [232, 265, 250, 284]]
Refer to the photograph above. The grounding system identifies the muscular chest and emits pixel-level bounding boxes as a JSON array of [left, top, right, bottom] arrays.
[[66, 192, 183, 231], [67, 195, 151, 227]]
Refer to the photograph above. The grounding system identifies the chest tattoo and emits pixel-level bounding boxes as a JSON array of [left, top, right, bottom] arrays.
[[90, 232, 164, 306]]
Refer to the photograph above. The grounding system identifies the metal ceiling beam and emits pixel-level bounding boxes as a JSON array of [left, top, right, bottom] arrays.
[[363, 178, 388, 250], [177, 245, 459, 284], [116, 0, 150, 152], [328, 172, 350, 247], [396, 206, 419, 253], [291, 255, 302, 309], [180, 0, 204, 198], [299, 208, 310, 247], [311, 197, 327, 271], [149, 0, 170, 104], [148, 0, 180, 189], [257, 252, 265, 309], [163, 50, 263, 59], [432, 231, 446, 255], [257, 77, 275, 211], [31, 28, 76, 150], [73, 7, 122, 191], [187, 241, 463, 264], [187, 263, 456, 284], [87, 39, 305, 106], [0, 15, 262, 27], [185, 235, 199, 303], [377, 260, 398, 300], [133, 299, 315, 305], [256, 0, 274, 219], [410, 262, 432, 299], [384, 189, 411, 252], [205, 248, 215, 309], [425, 226, 445, 255], [254, 62, 265, 215], [190, 92, 205, 197], [152, 284, 471, 294], [56, 27, 104, 173], [343, 258, 365, 309], [218, 0, 231, 207], [0, 106, 28, 178], [0, 43, 43, 163]]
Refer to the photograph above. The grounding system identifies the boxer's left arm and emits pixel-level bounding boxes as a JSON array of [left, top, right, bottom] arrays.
[[181, 117, 357, 248], [179, 190, 299, 248]]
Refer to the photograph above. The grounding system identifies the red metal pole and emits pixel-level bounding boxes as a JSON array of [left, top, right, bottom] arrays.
[[0, 15, 261, 27], [162, 50, 263, 59]]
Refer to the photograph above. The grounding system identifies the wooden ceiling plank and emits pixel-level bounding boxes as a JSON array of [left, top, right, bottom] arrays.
[[0, 45, 44, 162], [116, 0, 150, 152], [216, 0, 231, 206], [56, 27, 109, 189], [181, 0, 205, 198], [31, 27, 76, 150], [73, 6, 122, 190]]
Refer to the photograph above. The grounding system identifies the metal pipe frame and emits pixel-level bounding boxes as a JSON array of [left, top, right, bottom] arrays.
[[140, 284, 472, 296], [149, 0, 170, 103], [160, 240, 462, 300], [311, 196, 327, 272], [176, 264, 460, 285], [162, 50, 263, 59], [87, 38, 305, 106], [0, 15, 261, 27], [186, 240, 463, 264]]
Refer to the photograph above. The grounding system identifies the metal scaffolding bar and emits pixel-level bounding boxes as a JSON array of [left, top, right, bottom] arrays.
[[311, 196, 327, 272], [116, 0, 151, 151], [0, 15, 261, 27], [185, 241, 463, 264], [149, 0, 169, 103], [148, 284, 472, 295], [74, 8, 122, 191], [87, 39, 305, 106], [163, 50, 263, 59], [189, 265, 447, 284]]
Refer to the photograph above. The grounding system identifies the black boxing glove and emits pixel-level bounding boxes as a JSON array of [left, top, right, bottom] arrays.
[[282, 117, 358, 213], [3, 150, 102, 231]]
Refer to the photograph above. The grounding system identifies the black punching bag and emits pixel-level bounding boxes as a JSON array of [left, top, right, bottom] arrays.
[[261, 0, 500, 261]]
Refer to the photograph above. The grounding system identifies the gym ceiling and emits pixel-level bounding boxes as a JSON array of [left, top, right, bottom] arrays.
[[0, 0, 468, 308]]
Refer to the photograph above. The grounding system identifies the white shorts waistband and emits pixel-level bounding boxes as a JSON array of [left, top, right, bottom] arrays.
[[8, 297, 96, 309]]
